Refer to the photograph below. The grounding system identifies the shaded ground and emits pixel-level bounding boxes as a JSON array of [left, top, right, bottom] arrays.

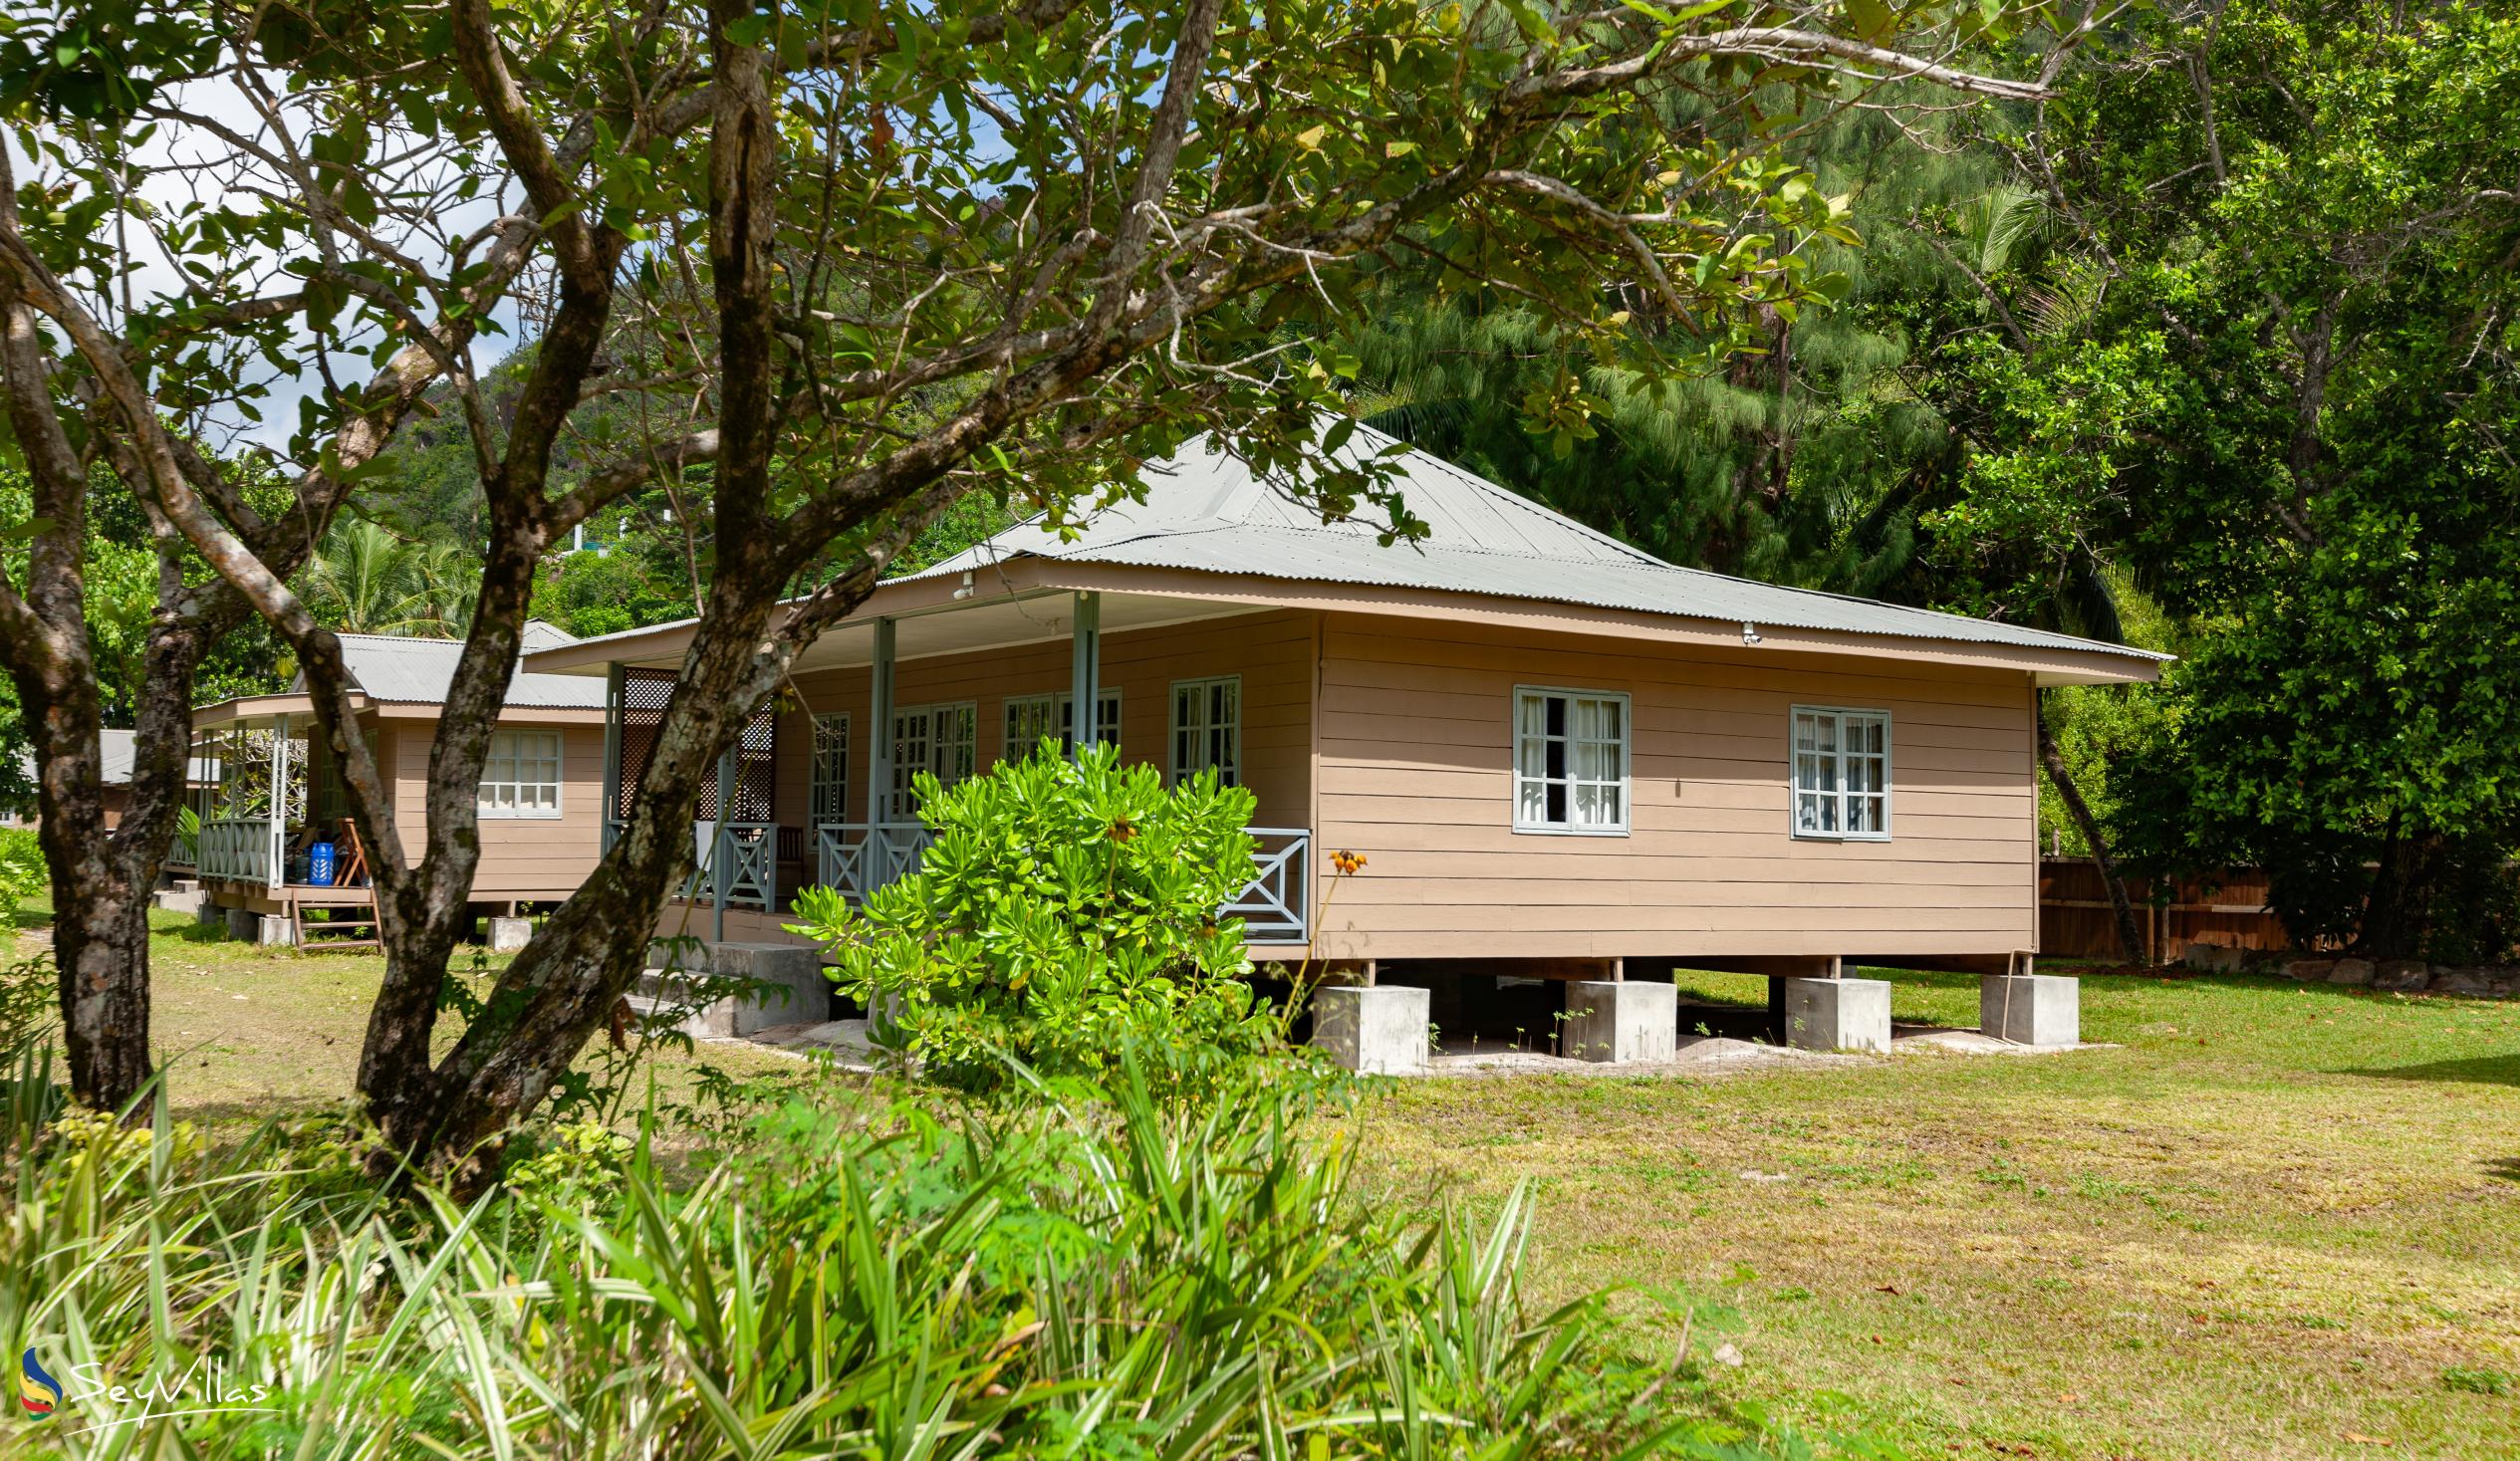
[[1353, 967, 2520, 1461], [21, 907, 800, 1128]]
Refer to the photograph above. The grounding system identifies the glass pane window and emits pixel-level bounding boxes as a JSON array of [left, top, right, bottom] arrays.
[[478, 729, 564, 819], [1003, 690, 1120, 762], [1168, 676, 1240, 787], [809, 713, 849, 825], [891, 702, 976, 820], [1003, 694, 1058, 758], [1511, 688, 1629, 834], [1791, 708, 1891, 839]]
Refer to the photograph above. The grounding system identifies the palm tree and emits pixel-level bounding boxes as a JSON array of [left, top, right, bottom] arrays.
[[402, 540, 481, 637], [306, 520, 475, 636]]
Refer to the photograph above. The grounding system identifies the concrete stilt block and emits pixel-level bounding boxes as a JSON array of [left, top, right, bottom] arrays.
[[648, 935, 705, 974], [194, 899, 224, 928], [709, 942, 831, 1035], [1783, 976, 1890, 1053], [1980, 974, 2079, 1047], [1310, 984, 1430, 1075], [223, 907, 259, 941], [151, 887, 205, 916], [625, 987, 734, 1040], [1564, 980, 1677, 1064], [256, 913, 296, 947], [487, 916, 533, 954]]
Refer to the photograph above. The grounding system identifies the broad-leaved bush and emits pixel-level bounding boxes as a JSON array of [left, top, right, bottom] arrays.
[[791, 742, 1281, 1091]]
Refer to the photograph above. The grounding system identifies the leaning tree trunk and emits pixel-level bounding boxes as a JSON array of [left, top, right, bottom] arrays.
[[2035, 697, 2146, 966], [402, 572, 791, 1186]]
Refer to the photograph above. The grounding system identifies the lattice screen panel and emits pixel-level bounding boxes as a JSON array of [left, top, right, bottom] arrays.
[[615, 668, 776, 823]]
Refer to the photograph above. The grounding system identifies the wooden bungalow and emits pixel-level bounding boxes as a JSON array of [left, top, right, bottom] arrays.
[[183, 621, 607, 947], [522, 428, 2165, 1066]]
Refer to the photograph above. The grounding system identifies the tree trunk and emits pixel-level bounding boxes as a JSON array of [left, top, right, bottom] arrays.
[[2035, 696, 2145, 966], [2356, 827, 2439, 961], [47, 871, 154, 1106], [401, 573, 791, 1186]]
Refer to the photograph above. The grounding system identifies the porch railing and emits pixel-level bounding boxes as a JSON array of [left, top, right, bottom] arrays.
[[816, 822, 934, 903], [688, 823, 779, 910], [1229, 829, 1311, 945], [810, 821, 1312, 944], [197, 817, 272, 884]]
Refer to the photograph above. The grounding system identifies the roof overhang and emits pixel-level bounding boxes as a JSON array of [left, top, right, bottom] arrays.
[[193, 691, 611, 728], [523, 557, 2165, 688], [192, 692, 333, 729]]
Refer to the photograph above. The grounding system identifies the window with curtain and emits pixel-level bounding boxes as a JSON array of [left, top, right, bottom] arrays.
[[1791, 707, 1890, 839], [1513, 687, 1629, 834], [478, 729, 564, 819]]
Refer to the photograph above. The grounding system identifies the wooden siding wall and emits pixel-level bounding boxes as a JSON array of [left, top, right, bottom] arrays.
[[1311, 611, 2040, 963], [384, 717, 608, 899], [775, 609, 1316, 831]]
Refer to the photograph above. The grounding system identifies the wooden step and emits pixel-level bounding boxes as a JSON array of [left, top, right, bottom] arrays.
[[292, 896, 381, 951]]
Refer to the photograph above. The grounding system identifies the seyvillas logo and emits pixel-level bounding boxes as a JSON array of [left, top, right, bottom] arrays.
[[14, 1349, 276, 1430], [18, 1349, 61, 1418]]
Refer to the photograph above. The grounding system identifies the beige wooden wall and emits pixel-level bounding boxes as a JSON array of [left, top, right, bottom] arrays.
[[1311, 610, 2039, 963], [775, 608, 1316, 830], [383, 715, 607, 899]]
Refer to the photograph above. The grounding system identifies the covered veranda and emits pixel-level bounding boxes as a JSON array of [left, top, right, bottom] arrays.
[[178, 694, 380, 936], [542, 569, 1320, 958]]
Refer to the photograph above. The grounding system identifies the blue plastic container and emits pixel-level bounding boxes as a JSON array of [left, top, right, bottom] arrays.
[[308, 842, 336, 887]]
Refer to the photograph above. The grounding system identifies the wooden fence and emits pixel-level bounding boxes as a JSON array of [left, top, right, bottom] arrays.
[[2038, 858, 2290, 964]]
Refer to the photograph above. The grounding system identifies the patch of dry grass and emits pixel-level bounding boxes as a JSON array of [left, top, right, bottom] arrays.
[[1351, 969, 2520, 1461], [38, 909, 803, 1128]]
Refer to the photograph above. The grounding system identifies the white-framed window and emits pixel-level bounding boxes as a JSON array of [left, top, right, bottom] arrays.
[[809, 712, 849, 825], [1791, 706, 1890, 840], [1169, 676, 1241, 787], [478, 729, 564, 819], [1512, 686, 1630, 835], [890, 701, 976, 820], [1003, 689, 1122, 760]]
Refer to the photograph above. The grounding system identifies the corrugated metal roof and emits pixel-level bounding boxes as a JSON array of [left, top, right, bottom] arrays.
[[97, 728, 219, 785], [899, 425, 2164, 663], [329, 622, 610, 709]]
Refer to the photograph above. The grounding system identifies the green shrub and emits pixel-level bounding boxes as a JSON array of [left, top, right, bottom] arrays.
[[0, 1046, 1798, 1457], [0, 824, 44, 920], [792, 741, 1284, 1092]]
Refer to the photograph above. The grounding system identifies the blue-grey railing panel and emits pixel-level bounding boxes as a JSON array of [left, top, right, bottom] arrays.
[[198, 817, 272, 883]]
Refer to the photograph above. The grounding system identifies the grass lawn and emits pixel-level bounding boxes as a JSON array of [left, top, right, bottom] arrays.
[[1353, 968, 2520, 1460], [16, 905, 802, 1128], [20, 905, 2516, 1459]]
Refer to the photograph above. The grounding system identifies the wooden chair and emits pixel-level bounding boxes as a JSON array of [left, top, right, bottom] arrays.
[[335, 817, 372, 888]]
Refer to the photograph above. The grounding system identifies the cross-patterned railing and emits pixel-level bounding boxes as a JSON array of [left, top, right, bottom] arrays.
[[1228, 829, 1311, 945], [809, 820, 1311, 944], [815, 822, 934, 903], [687, 822, 779, 910], [197, 817, 272, 884]]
